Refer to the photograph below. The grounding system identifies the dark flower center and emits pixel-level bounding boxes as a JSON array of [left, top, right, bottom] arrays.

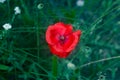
[[59, 35, 66, 44], [59, 35, 65, 40]]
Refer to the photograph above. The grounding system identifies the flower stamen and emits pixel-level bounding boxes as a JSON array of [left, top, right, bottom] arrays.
[[59, 35, 67, 44], [59, 35, 65, 41]]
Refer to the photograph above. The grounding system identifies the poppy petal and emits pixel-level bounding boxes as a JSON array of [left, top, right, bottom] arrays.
[[49, 45, 70, 58], [73, 30, 82, 36], [46, 25, 59, 45], [54, 22, 67, 35], [65, 30, 81, 52], [64, 24, 73, 35]]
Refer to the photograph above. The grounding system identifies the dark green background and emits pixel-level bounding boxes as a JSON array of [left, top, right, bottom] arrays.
[[0, 0, 120, 80]]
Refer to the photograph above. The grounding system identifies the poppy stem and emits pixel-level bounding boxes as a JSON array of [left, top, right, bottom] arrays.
[[52, 56, 58, 80]]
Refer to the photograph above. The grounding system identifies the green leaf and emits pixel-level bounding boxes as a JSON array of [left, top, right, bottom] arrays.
[[0, 64, 9, 70]]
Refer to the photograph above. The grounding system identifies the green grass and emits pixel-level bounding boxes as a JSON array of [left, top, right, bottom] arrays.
[[0, 0, 120, 80]]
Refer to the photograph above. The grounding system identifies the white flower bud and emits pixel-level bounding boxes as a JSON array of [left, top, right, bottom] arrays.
[[76, 0, 84, 7], [14, 6, 21, 15], [2, 23, 12, 30], [0, 0, 6, 3], [67, 62, 76, 70]]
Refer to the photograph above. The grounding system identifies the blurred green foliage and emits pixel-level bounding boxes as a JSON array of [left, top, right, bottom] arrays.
[[0, 0, 120, 80]]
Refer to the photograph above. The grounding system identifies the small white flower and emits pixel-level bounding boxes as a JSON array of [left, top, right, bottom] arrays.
[[67, 62, 76, 70], [0, 0, 6, 3], [98, 75, 106, 80], [76, 0, 84, 7], [2, 23, 12, 30], [37, 3, 44, 9], [14, 6, 21, 15]]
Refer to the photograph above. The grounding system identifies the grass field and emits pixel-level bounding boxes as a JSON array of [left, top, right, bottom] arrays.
[[0, 0, 120, 80]]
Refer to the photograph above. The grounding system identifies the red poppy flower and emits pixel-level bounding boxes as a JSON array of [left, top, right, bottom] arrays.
[[46, 22, 81, 58]]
